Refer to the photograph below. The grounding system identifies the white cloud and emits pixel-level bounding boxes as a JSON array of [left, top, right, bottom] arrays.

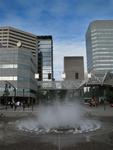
[[53, 40, 87, 80]]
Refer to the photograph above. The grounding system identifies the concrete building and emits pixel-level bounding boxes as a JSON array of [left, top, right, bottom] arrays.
[[0, 26, 54, 102], [0, 47, 37, 101], [86, 20, 113, 76], [64, 56, 84, 80], [0, 26, 54, 81], [0, 26, 37, 56], [37, 36, 53, 81]]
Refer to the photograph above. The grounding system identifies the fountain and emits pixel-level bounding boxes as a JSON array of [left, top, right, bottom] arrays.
[[16, 101, 101, 134]]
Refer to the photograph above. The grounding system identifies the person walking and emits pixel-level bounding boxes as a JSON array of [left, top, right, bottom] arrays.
[[22, 101, 25, 111]]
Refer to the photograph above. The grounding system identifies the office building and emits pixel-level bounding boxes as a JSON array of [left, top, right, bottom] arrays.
[[0, 26, 54, 101], [0, 47, 37, 100], [86, 20, 113, 75], [0, 26, 54, 81], [37, 36, 53, 81], [0, 26, 37, 56], [64, 56, 84, 80]]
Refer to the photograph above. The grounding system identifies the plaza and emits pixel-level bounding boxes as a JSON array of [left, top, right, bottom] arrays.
[[0, 20, 113, 150], [0, 102, 113, 150]]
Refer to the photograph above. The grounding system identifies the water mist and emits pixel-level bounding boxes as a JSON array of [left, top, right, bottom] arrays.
[[16, 100, 101, 134]]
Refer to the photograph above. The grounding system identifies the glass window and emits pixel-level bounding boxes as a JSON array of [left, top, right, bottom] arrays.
[[0, 64, 18, 68], [0, 76, 17, 81], [75, 73, 79, 79]]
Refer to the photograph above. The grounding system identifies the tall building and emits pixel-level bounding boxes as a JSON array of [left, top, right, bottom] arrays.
[[0, 26, 54, 101], [0, 26, 54, 81], [0, 48, 37, 100], [37, 36, 53, 81], [0, 26, 37, 56], [64, 56, 84, 80], [86, 20, 113, 75]]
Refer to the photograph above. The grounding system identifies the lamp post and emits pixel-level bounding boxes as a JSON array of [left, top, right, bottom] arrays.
[[35, 73, 39, 106], [35, 73, 39, 80], [61, 72, 66, 80], [23, 89, 25, 97], [61, 72, 66, 91], [87, 73, 92, 97], [61, 72, 66, 99], [88, 73, 91, 79]]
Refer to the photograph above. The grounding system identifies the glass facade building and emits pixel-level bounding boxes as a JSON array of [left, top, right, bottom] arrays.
[[0, 48, 37, 100], [0, 26, 54, 82], [86, 20, 113, 75], [37, 36, 53, 81], [0, 26, 54, 102]]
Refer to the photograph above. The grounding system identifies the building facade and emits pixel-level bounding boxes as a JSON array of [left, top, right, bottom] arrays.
[[0, 26, 54, 81], [0, 48, 37, 100], [0, 26, 54, 102], [86, 20, 113, 75], [37, 36, 53, 81], [0, 26, 37, 56], [64, 56, 84, 80]]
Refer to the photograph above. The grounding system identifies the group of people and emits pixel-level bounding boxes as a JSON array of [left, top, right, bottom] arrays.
[[89, 97, 98, 107], [6, 100, 26, 110]]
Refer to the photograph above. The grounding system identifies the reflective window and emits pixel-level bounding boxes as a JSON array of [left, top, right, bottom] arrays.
[[0, 64, 18, 68], [0, 76, 17, 80]]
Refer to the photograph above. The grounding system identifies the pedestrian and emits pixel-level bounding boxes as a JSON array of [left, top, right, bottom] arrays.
[[14, 102, 17, 111], [22, 101, 25, 111], [17, 101, 20, 107], [10, 101, 14, 109]]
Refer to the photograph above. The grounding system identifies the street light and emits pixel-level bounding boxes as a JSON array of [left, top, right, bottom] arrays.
[[35, 73, 39, 80], [35, 73, 40, 106], [86, 73, 92, 98], [61, 72, 66, 80], [88, 73, 91, 79]]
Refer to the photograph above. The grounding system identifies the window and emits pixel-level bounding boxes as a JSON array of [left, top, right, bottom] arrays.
[[75, 73, 79, 79], [0, 64, 18, 68], [48, 73, 51, 79], [0, 76, 17, 81]]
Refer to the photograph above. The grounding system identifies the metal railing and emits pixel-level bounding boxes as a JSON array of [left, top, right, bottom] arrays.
[[37, 80, 84, 90]]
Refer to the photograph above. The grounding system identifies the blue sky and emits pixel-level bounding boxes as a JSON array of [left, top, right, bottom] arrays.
[[0, 0, 113, 79]]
